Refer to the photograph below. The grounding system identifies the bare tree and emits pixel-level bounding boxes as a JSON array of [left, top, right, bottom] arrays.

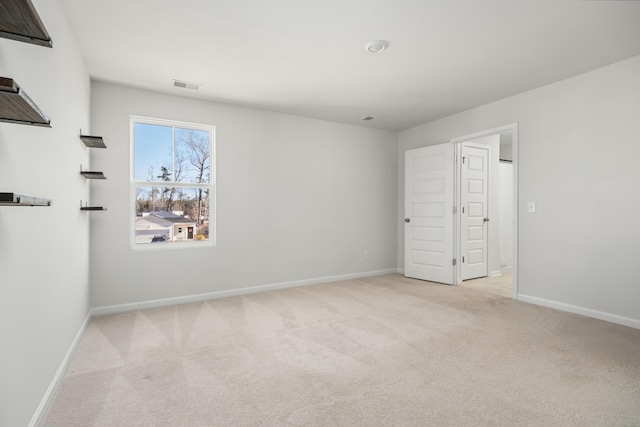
[[177, 129, 210, 223]]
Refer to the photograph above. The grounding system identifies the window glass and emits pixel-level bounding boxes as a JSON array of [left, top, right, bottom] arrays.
[[131, 117, 214, 249]]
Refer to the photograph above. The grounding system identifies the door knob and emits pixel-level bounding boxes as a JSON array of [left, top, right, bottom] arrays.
[[483, 218, 490, 222], [404, 218, 411, 223]]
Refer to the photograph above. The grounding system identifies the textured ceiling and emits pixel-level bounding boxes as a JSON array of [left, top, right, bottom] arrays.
[[60, 0, 640, 131]]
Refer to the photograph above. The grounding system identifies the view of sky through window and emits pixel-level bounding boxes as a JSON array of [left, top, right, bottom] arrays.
[[132, 118, 214, 247]]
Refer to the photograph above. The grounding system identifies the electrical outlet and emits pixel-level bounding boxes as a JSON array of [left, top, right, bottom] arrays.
[[527, 201, 536, 213], [364, 250, 370, 259]]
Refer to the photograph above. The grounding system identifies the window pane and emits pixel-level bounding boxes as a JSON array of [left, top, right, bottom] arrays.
[[135, 186, 210, 244], [175, 128, 211, 183], [134, 123, 173, 181]]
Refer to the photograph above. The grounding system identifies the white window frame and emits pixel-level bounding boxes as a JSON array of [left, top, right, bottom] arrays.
[[130, 115, 216, 250]]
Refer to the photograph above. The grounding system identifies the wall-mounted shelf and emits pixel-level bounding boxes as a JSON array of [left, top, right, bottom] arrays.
[[0, 0, 52, 47], [80, 171, 106, 179], [0, 192, 51, 206], [79, 136, 108, 210], [80, 134, 106, 148], [80, 166, 106, 180], [0, 77, 51, 126], [80, 201, 106, 211]]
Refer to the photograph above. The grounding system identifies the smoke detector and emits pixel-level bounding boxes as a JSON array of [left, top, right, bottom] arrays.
[[364, 40, 388, 54], [172, 79, 201, 91]]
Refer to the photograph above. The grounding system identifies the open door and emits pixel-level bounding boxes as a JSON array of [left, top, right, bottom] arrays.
[[404, 143, 455, 285], [460, 143, 489, 280]]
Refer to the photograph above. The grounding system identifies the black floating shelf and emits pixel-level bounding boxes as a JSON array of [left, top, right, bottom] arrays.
[[80, 201, 106, 211], [0, 192, 51, 206], [80, 134, 106, 148], [0, 0, 52, 47], [80, 171, 106, 179], [0, 77, 51, 127]]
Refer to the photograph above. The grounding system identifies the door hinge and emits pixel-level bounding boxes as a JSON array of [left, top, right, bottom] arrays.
[[452, 259, 457, 266], [462, 256, 465, 263], [462, 156, 466, 164]]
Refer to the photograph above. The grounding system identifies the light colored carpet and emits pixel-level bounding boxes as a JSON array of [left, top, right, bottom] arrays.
[[460, 273, 512, 298], [43, 274, 640, 426]]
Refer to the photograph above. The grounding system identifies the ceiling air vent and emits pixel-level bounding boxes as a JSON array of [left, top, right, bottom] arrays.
[[172, 79, 201, 91]]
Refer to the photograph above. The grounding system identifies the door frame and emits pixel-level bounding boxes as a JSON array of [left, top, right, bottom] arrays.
[[451, 123, 519, 299]]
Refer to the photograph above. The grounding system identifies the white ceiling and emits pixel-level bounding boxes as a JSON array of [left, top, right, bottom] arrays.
[[60, 0, 640, 131]]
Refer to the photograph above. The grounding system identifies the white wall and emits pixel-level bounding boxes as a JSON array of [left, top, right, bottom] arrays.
[[398, 54, 640, 326], [0, 1, 91, 425], [90, 82, 398, 309]]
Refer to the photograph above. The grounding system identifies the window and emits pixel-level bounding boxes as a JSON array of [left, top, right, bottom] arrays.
[[130, 116, 215, 249]]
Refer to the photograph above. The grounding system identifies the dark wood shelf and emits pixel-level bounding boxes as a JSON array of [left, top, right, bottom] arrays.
[[80, 134, 106, 148], [0, 192, 51, 206], [80, 171, 106, 179], [0, 77, 51, 126], [80, 200, 106, 211], [0, 0, 52, 47]]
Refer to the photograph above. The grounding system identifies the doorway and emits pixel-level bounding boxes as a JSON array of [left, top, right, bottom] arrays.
[[404, 123, 518, 299], [452, 124, 518, 299]]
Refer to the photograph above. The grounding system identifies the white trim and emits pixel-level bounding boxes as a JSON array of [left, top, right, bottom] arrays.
[[29, 312, 92, 427], [518, 294, 640, 330], [92, 269, 398, 316], [397, 268, 405, 274], [489, 270, 502, 277]]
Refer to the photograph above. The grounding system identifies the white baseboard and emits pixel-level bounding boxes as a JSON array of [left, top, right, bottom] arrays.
[[92, 269, 398, 316], [29, 311, 92, 427], [489, 270, 502, 277], [518, 294, 640, 330], [396, 268, 405, 274]]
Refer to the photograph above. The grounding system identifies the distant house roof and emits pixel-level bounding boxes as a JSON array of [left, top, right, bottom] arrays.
[[136, 215, 172, 228], [148, 210, 196, 224]]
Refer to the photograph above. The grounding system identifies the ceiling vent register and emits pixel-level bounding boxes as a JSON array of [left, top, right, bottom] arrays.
[[172, 80, 201, 91]]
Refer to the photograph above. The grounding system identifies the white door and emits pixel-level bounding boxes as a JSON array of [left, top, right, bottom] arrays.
[[460, 144, 489, 280], [404, 144, 455, 285]]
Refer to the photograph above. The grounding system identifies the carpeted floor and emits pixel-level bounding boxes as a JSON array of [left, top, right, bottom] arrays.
[[43, 274, 640, 426], [460, 273, 512, 298]]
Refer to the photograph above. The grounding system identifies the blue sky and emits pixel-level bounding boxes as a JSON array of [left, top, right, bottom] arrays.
[[133, 123, 210, 183], [134, 123, 173, 181]]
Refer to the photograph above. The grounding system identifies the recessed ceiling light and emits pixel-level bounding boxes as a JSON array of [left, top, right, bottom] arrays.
[[172, 79, 201, 91], [362, 116, 375, 121], [364, 40, 388, 54]]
